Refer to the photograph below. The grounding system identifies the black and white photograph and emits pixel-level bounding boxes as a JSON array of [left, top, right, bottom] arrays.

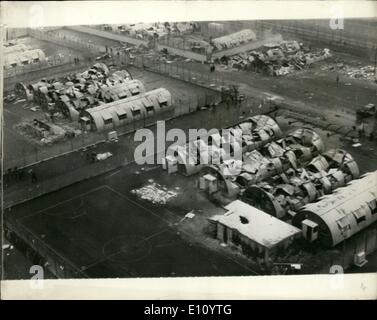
[[1, 1, 377, 300]]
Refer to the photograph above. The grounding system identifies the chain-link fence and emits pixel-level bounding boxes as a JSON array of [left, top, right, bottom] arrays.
[[157, 36, 209, 56], [3, 92, 261, 208], [85, 24, 149, 42], [129, 54, 228, 90], [254, 20, 377, 61], [3, 85, 221, 171], [4, 54, 82, 79], [4, 49, 267, 172], [68, 25, 149, 47], [4, 28, 105, 81], [29, 28, 106, 55], [4, 218, 88, 278]]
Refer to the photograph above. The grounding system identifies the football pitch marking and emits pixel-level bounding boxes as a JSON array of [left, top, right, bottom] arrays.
[[19, 185, 108, 222], [15, 183, 259, 276], [103, 185, 259, 275]]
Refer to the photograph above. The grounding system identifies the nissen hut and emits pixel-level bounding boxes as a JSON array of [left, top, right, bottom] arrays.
[[81, 88, 173, 132], [292, 171, 377, 246]]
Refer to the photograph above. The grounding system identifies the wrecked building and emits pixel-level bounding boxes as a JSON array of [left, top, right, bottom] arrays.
[[292, 171, 377, 247], [221, 39, 331, 76], [199, 128, 324, 198], [17, 63, 111, 102], [15, 63, 138, 121], [81, 88, 173, 132], [208, 200, 301, 262], [18, 118, 69, 145], [242, 149, 360, 219], [56, 72, 137, 120], [162, 115, 282, 176]]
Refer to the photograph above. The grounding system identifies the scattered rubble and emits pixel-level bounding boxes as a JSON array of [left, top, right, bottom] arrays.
[[131, 182, 179, 204], [185, 212, 196, 219], [217, 40, 332, 76], [243, 149, 360, 218], [352, 143, 362, 148], [200, 128, 325, 197], [14, 63, 134, 121], [163, 115, 282, 176], [321, 60, 377, 82], [96, 152, 113, 161], [16, 118, 82, 145]]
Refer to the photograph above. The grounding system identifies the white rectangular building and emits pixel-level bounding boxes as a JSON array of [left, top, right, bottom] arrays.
[[209, 200, 301, 261]]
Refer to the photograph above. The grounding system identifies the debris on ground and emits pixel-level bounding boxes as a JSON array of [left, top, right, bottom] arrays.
[[321, 60, 377, 82], [4, 93, 17, 103], [352, 143, 362, 148], [216, 40, 332, 77], [185, 211, 196, 219], [16, 118, 82, 145], [96, 152, 113, 161], [131, 182, 179, 204]]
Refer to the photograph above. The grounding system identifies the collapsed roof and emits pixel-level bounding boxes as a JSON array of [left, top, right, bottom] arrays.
[[164, 115, 282, 176], [242, 149, 360, 219]]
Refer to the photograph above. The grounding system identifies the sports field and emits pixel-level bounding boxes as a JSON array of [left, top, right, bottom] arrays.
[[10, 173, 252, 278]]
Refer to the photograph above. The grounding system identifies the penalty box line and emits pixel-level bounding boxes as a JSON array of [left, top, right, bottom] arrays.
[[18, 185, 108, 222]]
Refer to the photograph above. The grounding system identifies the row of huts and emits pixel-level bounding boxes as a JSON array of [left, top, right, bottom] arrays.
[[17, 63, 174, 132], [160, 114, 376, 262]]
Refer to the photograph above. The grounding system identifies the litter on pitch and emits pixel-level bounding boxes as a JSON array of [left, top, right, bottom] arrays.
[[131, 182, 179, 204]]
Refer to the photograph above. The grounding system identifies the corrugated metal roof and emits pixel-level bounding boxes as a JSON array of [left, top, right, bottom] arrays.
[[299, 171, 377, 246], [85, 88, 172, 131], [212, 29, 257, 50], [304, 171, 377, 215], [169, 115, 281, 176]]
